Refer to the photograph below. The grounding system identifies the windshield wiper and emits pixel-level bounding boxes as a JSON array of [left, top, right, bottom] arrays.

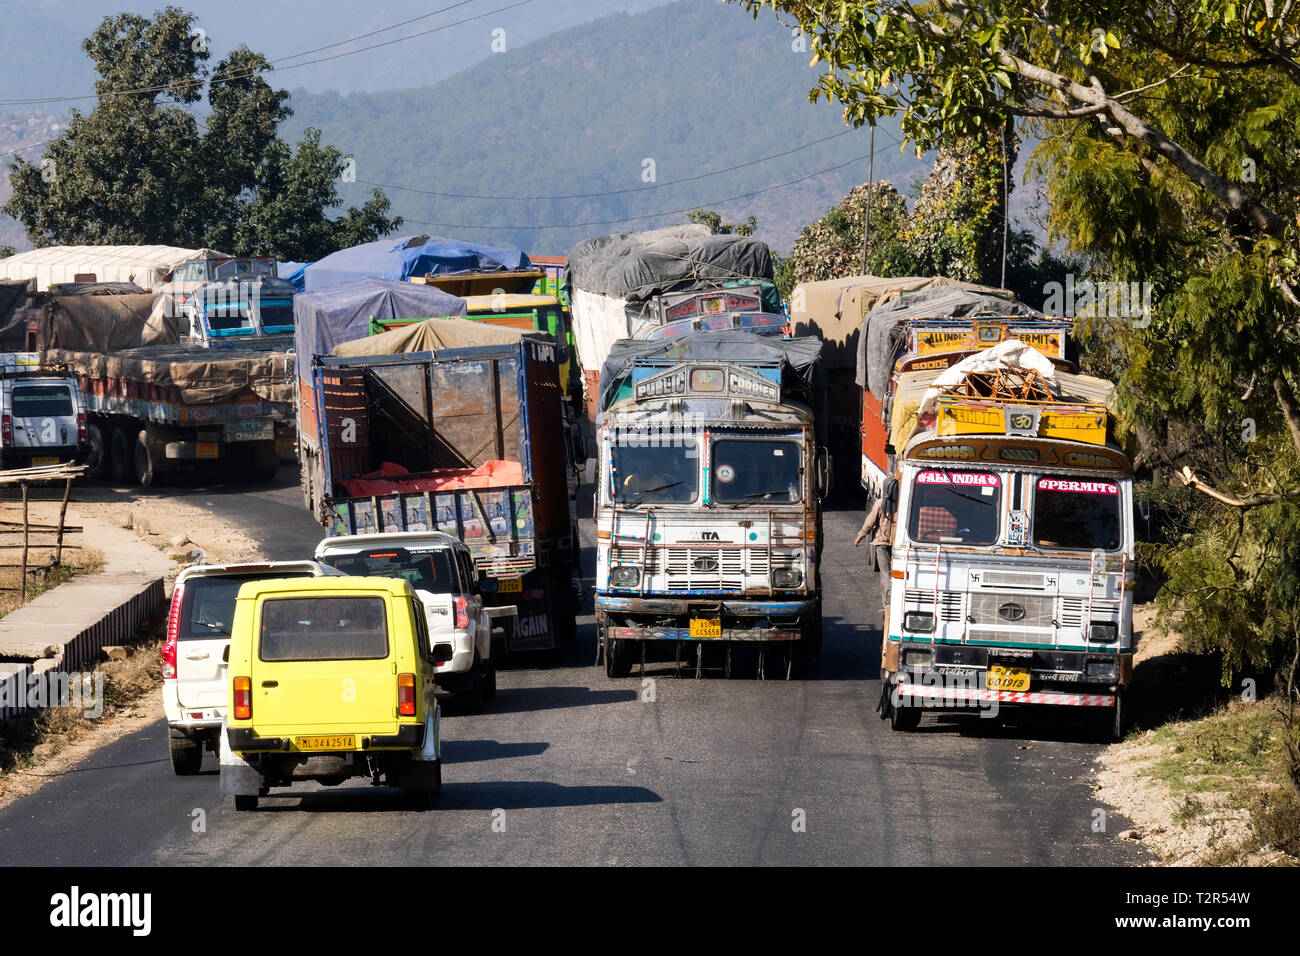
[[192, 621, 229, 633], [627, 481, 683, 505], [741, 489, 794, 500]]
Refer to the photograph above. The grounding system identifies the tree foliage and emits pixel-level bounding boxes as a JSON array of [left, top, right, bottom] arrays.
[[3, 6, 400, 260], [739, 1, 1300, 691]]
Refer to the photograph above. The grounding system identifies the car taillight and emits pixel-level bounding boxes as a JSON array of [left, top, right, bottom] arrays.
[[76, 412, 86, 443], [454, 595, 469, 629], [233, 677, 252, 720], [1, 415, 9, 443], [162, 582, 184, 679], [397, 673, 416, 716]]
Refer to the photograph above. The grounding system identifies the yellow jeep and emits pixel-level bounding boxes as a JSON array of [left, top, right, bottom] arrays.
[[218, 577, 444, 810]]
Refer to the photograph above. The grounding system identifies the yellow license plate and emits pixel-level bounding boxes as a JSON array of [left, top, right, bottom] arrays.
[[196, 442, 219, 459], [31, 456, 58, 465], [294, 735, 355, 751], [496, 577, 522, 593], [986, 665, 1030, 692], [689, 618, 722, 638]]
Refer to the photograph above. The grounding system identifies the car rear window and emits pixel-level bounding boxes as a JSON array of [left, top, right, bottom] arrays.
[[258, 596, 389, 661], [11, 385, 73, 417], [177, 572, 314, 640], [323, 548, 457, 594]]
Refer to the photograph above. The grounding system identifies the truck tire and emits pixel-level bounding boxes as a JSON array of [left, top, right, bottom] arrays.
[[85, 423, 110, 481], [890, 698, 922, 732], [168, 728, 203, 775], [109, 427, 131, 483], [133, 430, 165, 487], [250, 442, 280, 483], [605, 635, 633, 679], [301, 452, 314, 510]]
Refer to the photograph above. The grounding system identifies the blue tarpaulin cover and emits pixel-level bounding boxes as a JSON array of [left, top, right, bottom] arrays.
[[304, 235, 531, 291], [279, 261, 309, 292], [293, 277, 466, 382]]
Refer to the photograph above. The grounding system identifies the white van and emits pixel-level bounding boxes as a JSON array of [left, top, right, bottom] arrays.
[[0, 360, 87, 469], [162, 560, 343, 775], [314, 532, 497, 711]]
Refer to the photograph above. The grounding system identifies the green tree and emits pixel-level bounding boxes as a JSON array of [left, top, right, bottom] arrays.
[[686, 208, 758, 236], [738, 2, 1300, 718], [3, 6, 400, 260]]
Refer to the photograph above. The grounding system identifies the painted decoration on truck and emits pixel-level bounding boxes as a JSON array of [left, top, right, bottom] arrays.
[[915, 470, 1001, 486], [1036, 477, 1119, 495]]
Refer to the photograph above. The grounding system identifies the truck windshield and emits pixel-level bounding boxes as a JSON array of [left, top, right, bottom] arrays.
[[323, 548, 456, 594], [213, 259, 275, 280], [907, 469, 1002, 545], [259, 301, 295, 333], [11, 384, 72, 417], [612, 439, 698, 504], [258, 596, 389, 661], [713, 439, 801, 503], [1032, 476, 1122, 551]]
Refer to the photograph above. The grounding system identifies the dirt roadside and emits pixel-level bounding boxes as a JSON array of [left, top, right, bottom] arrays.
[[0, 489, 267, 811]]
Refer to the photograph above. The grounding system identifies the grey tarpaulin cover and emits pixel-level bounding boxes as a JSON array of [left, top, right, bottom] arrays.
[[44, 343, 294, 406], [855, 286, 1045, 400], [44, 293, 179, 350], [293, 277, 466, 382], [598, 330, 825, 421], [566, 225, 774, 302]]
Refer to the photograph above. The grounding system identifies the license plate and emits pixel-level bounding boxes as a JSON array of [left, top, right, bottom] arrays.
[[986, 665, 1030, 692], [31, 456, 58, 465], [295, 735, 355, 751], [689, 618, 722, 638], [496, 577, 522, 593], [196, 442, 219, 459]]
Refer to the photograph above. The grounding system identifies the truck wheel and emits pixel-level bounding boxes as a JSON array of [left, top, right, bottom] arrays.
[[605, 636, 633, 679], [109, 427, 131, 483], [168, 729, 203, 775], [85, 423, 110, 480], [890, 700, 922, 732], [133, 430, 165, 487], [234, 795, 258, 811], [301, 452, 314, 510]]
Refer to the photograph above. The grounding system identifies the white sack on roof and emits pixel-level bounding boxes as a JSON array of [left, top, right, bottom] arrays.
[[0, 245, 231, 291], [918, 339, 1059, 417]]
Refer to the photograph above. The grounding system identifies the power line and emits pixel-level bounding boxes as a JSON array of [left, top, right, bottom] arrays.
[[354, 128, 865, 201], [398, 151, 873, 231], [0, 0, 533, 107]]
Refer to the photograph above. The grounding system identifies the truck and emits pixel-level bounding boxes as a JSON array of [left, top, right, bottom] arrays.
[[155, 257, 296, 349], [300, 316, 580, 656], [593, 330, 829, 680], [565, 225, 779, 422], [34, 291, 294, 486], [864, 301, 1134, 739]]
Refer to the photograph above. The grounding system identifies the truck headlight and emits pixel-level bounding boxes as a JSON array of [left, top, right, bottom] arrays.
[[609, 566, 641, 588], [1088, 622, 1118, 643], [903, 647, 933, 667], [772, 568, 802, 588], [1086, 659, 1118, 681], [903, 611, 935, 633]]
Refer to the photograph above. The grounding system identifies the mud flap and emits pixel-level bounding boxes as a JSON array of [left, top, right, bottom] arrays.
[[217, 722, 263, 796], [399, 707, 442, 792]]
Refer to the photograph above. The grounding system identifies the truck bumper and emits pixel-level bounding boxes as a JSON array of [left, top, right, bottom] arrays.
[[597, 594, 815, 641], [894, 679, 1116, 708]]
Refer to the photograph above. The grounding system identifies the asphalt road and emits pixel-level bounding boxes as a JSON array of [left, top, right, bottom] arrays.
[[0, 470, 1150, 865]]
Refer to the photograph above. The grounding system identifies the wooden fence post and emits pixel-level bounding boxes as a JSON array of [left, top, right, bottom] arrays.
[[55, 476, 72, 566], [20, 479, 29, 605]]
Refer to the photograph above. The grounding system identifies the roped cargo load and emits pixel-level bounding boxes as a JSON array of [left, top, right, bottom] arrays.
[[303, 235, 531, 292]]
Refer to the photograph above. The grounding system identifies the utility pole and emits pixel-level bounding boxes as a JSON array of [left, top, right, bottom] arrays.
[[1000, 122, 1010, 289], [861, 125, 876, 275]]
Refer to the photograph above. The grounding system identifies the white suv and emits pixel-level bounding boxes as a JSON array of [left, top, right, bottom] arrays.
[[314, 532, 496, 711], [162, 560, 343, 775]]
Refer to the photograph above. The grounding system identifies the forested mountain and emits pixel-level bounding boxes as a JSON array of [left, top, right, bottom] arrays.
[[284, 0, 925, 255]]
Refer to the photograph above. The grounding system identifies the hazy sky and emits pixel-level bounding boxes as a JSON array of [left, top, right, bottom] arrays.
[[2, 0, 675, 101]]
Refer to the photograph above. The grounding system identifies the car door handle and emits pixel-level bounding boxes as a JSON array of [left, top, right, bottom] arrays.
[[261, 680, 278, 687], [185, 651, 209, 660]]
